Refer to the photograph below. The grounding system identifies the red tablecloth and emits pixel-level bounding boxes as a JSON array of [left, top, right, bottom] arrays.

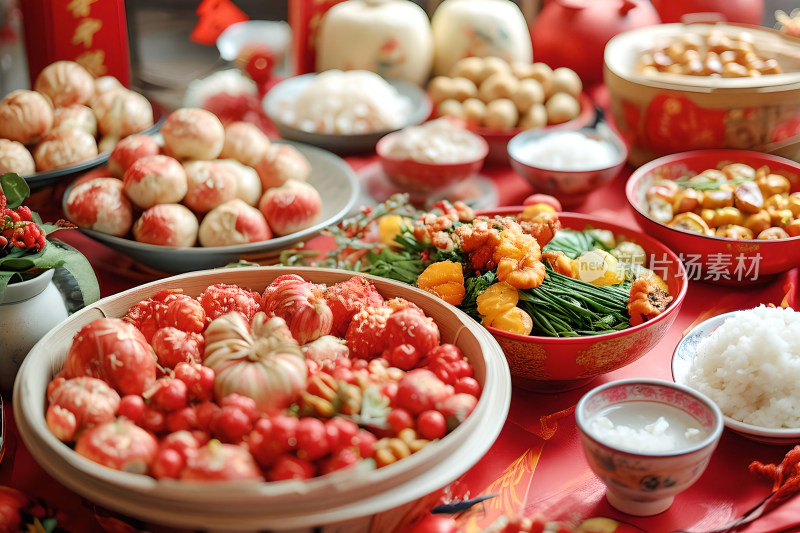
[[5, 139, 800, 533]]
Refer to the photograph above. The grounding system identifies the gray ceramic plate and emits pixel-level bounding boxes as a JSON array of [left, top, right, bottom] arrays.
[[21, 100, 167, 191], [672, 311, 800, 446], [262, 73, 431, 156], [63, 141, 359, 274]]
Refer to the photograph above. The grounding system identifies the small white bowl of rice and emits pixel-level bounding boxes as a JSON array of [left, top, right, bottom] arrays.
[[672, 305, 800, 445]]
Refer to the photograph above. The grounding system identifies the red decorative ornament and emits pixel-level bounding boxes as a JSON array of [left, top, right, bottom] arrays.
[[531, 0, 661, 84]]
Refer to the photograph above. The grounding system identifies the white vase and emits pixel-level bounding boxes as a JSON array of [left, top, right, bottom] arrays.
[[0, 269, 69, 393]]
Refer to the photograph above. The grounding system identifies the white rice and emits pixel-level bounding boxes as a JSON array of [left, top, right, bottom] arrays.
[[686, 305, 800, 428]]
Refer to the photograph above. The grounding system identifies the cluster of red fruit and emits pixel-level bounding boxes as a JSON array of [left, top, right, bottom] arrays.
[[44, 274, 482, 483], [0, 187, 45, 254]]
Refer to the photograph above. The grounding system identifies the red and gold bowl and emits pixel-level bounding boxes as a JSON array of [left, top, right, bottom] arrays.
[[376, 129, 489, 193], [475, 209, 689, 392], [625, 149, 800, 284], [604, 22, 800, 166]]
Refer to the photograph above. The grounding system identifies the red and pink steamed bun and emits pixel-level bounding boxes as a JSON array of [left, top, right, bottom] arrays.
[[122, 155, 187, 209], [258, 179, 322, 236], [160, 107, 225, 161], [182, 160, 239, 213], [64, 177, 134, 237], [132, 203, 199, 247], [109, 134, 161, 178], [198, 199, 272, 247]]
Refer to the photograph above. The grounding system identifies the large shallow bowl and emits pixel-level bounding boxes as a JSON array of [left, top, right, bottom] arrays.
[[626, 149, 800, 284], [20, 99, 166, 191], [14, 266, 511, 532], [507, 122, 628, 208], [672, 311, 800, 446], [475, 209, 688, 392], [63, 142, 359, 274], [469, 92, 596, 166], [604, 22, 800, 166], [263, 73, 432, 156]]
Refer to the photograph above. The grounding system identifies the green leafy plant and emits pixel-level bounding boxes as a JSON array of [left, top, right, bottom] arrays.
[[0, 172, 99, 307]]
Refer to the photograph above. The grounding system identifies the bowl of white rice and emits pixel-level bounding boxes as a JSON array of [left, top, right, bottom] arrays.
[[672, 305, 800, 445], [263, 70, 432, 155]]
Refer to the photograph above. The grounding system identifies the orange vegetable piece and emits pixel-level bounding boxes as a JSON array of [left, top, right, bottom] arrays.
[[476, 281, 519, 319], [483, 306, 533, 335], [417, 260, 465, 306]]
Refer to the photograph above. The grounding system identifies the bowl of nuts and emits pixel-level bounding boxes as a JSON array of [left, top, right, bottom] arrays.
[[426, 57, 596, 165], [625, 149, 800, 284], [605, 22, 800, 166]]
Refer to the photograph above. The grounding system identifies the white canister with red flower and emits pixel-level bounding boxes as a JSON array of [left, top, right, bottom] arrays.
[[430, 0, 533, 76], [0, 269, 68, 392], [315, 0, 434, 86]]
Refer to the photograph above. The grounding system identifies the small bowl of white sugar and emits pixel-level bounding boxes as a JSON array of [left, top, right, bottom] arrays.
[[507, 123, 627, 207], [576, 378, 723, 517]]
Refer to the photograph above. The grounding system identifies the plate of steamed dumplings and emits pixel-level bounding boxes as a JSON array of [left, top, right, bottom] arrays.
[[0, 60, 164, 189]]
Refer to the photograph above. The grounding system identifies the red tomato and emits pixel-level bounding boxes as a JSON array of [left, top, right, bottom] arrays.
[[353, 429, 377, 458], [271, 414, 299, 451], [160, 430, 204, 458], [118, 394, 146, 423], [295, 417, 330, 461], [166, 406, 197, 433], [146, 378, 188, 412], [394, 369, 452, 415], [417, 410, 447, 440], [454, 377, 481, 398], [390, 344, 421, 370], [522, 194, 563, 212], [194, 401, 222, 432], [267, 453, 316, 481], [325, 417, 359, 452], [152, 448, 184, 479], [248, 417, 281, 468], [219, 393, 258, 422], [387, 408, 415, 434], [382, 381, 399, 404], [213, 405, 253, 443], [139, 406, 166, 434], [320, 447, 360, 475], [174, 362, 215, 402]]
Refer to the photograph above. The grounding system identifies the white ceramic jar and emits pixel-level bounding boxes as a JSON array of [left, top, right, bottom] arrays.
[[431, 0, 533, 76], [0, 269, 69, 392], [315, 0, 434, 86]]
